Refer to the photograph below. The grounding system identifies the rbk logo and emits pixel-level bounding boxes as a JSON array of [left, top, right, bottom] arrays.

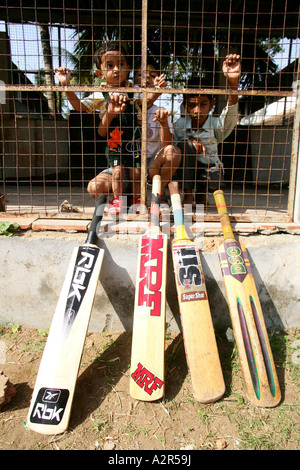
[[43, 389, 61, 403], [63, 247, 99, 336], [138, 235, 164, 316], [68, 250, 96, 302], [131, 363, 164, 396], [30, 388, 69, 426]]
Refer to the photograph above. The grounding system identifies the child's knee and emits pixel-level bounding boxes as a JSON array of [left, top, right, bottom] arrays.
[[164, 144, 181, 162], [87, 180, 97, 198], [165, 144, 180, 156]]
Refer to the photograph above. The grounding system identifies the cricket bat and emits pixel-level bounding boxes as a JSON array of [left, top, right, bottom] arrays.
[[169, 181, 225, 402], [130, 175, 167, 400], [26, 193, 107, 434], [214, 190, 281, 407]]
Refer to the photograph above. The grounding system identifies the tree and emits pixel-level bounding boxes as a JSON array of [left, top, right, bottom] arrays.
[[69, 24, 281, 91], [39, 24, 56, 116]]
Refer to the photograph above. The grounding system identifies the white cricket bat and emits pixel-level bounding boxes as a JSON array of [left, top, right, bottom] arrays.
[[26, 193, 106, 434], [169, 181, 225, 402], [130, 175, 167, 401]]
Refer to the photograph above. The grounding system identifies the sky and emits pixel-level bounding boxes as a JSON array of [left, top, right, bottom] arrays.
[[1, 20, 299, 117], [0, 21, 78, 82], [2, 21, 299, 81]]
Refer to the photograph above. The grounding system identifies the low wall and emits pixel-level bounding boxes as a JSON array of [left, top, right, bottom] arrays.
[[0, 231, 299, 332]]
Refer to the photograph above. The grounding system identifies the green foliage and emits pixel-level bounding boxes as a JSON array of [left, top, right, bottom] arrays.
[[0, 222, 19, 237], [11, 323, 20, 334], [69, 25, 282, 89]]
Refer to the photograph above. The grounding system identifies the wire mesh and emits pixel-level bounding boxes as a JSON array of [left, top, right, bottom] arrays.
[[0, 0, 299, 221]]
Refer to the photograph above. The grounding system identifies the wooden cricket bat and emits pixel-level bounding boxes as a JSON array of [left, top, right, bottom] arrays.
[[130, 175, 167, 401], [169, 181, 225, 402], [214, 190, 281, 407], [26, 193, 106, 434]]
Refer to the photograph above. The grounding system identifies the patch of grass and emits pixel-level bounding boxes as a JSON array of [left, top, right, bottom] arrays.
[[122, 422, 149, 438], [215, 328, 300, 450], [91, 412, 110, 434], [95, 337, 115, 357], [11, 324, 20, 335], [235, 406, 299, 450]]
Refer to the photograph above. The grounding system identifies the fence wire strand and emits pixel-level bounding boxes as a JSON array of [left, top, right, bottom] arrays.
[[0, 0, 299, 220]]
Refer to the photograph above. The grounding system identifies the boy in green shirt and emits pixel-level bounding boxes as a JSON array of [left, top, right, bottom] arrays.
[[56, 41, 141, 214]]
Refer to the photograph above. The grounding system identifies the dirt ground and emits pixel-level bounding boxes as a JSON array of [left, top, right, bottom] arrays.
[[0, 325, 299, 451]]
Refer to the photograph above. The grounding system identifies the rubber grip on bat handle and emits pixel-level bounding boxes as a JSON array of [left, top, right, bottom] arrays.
[[168, 181, 183, 225], [86, 193, 106, 245], [150, 175, 161, 227], [168, 181, 189, 240], [168, 180, 179, 197], [152, 174, 162, 196], [213, 190, 235, 240]]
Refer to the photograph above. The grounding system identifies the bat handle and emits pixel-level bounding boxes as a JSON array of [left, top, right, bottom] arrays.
[[150, 175, 161, 227], [169, 181, 189, 240], [213, 190, 235, 241], [152, 174, 161, 196], [86, 193, 107, 245]]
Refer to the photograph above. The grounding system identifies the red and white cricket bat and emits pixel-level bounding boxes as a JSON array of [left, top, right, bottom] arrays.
[[26, 193, 107, 434], [169, 181, 225, 402], [130, 175, 167, 401], [214, 190, 281, 407]]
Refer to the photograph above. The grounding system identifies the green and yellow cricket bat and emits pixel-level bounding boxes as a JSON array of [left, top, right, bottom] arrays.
[[214, 190, 281, 407]]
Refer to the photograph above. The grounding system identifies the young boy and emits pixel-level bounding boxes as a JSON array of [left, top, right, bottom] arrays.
[[134, 59, 181, 203], [55, 41, 141, 214], [84, 57, 176, 214], [173, 53, 241, 204]]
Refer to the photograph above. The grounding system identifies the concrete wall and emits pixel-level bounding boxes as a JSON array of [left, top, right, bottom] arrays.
[[0, 118, 69, 179], [250, 127, 292, 184], [0, 231, 299, 332]]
